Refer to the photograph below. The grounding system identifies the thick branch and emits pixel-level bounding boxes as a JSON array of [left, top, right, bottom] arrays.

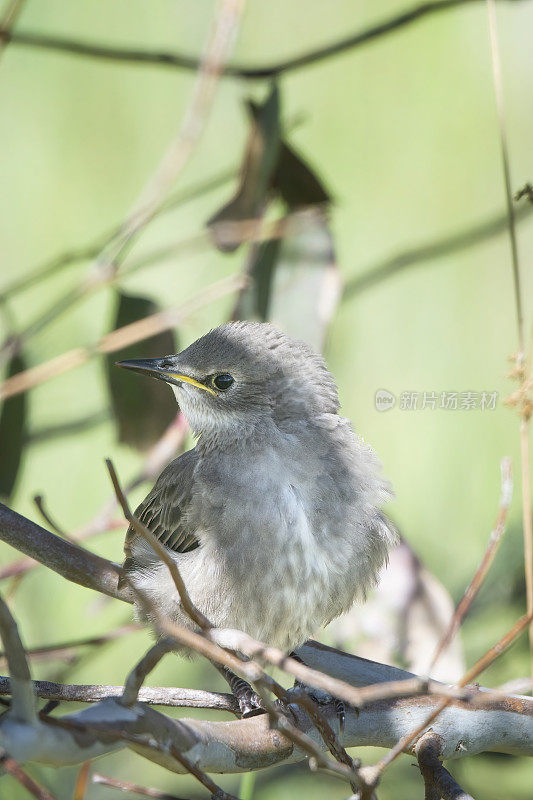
[[1, 692, 530, 775], [416, 732, 475, 800], [0, 503, 132, 603]]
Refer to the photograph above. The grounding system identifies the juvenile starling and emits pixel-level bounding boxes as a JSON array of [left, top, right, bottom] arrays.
[[117, 321, 396, 715]]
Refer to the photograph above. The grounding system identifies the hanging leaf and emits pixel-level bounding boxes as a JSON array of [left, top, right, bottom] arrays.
[[207, 85, 281, 253], [267, 208, 341, 353], [273, 141, 331, 209], [231, 239, 281, 321], [0, 352, 27, 500], [105, 291, 177, 451]]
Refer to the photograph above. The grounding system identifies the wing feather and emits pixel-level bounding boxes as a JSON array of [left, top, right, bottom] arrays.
[[120, 449, 199, 585]]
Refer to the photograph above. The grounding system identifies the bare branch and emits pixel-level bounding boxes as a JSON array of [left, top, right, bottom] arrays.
[[0, 624, 138, 667], [73, 760, 92, 800], [343, 201, 533, 300], [0, 591, 35, 723], [0, 675, 239, 713], [0, 0, 26, 61], [0, 412, 188, 584], [121, 639, 176, 707], [0, 274, 244, 401], [0, 1, 524, 80], [106, 459, 211, 630], [0, 748, 58, 800], [373, 611, 533, 775], [92, 773, 188, 800], [416, 732, 475, 800], [430, 457, 513, 669], [0, 503, 132, 602], [29, 690, 533, 774]]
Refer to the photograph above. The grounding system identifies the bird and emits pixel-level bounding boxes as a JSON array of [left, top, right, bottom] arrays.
[[116, 320, 396, 716]]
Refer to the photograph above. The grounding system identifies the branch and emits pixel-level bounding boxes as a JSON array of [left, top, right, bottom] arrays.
[[0, 1, 524, 80], [92, 772, 187, 800], [0, 747, 58, 800], [1, 413, 188, 584], [430, 457, 513, 669], [0, 592, 35, 723], [416, 732, 475, 800], [0, 503, 132, 602], [0, 169, 233, 305], [0, 675, 239, 713], [0, 274, 244, 401], [343, 201, 533, 300], [2, 689, 529, 775], [106, 460, 211, 631]]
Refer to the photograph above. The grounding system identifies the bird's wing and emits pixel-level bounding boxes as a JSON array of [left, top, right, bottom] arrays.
[[121, 449, 199, 584]]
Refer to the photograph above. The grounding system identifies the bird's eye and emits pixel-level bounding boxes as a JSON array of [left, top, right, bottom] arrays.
[[212, 373, 234, 391]]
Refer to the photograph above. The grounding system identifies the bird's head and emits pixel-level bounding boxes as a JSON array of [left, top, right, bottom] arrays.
[[116, 321, 339, 438]]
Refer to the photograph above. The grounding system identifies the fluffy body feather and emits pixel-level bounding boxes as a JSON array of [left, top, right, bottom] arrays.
[[123, 322, 396, 652]]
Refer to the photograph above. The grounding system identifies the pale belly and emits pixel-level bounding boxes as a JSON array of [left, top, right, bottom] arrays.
[[129, 506, 353, 652]]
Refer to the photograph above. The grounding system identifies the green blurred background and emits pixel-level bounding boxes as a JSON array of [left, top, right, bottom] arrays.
[[1, 1, 532, 797]]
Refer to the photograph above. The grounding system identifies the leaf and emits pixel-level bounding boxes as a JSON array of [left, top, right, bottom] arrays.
[[105, 291, 177, 451], [232, 239, 281, 321], [0, 353, 27, 500], [267, 208, 341, 353], [273, 141, 331, 209], [207, 85, 281, 253]]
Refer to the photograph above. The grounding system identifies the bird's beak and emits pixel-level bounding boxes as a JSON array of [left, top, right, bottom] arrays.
[[115, 358, 216, 396]]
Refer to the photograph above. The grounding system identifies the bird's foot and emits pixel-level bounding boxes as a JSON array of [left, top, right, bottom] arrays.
[[287, 682, 347, 735], [234, 679, 265, 719], [215, 664, 265, 718]]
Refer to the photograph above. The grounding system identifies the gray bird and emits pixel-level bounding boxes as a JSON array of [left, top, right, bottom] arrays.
[[117, 321, 396, 715]]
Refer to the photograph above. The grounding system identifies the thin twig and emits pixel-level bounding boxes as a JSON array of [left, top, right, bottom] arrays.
[[260, 696, 363, 791], [429, 457, 513, 670], [373, 611, 533, 776], [0, 1, 523, 79], [0, 748, 58, 800], [88, 0, 246, 292], [33, 495, 76, 543], [288, 686, 360, 792], [0, 623, 138, 666], [0, 412, 188, 584], [0, 590, 35, 722], [121, 638, 175, 707], [0, 0, 26, 60], [106, 459, 212, 631], [0, 674, 239, 713], [343, 201, 533, 300], [486, 0, 524, 350], [521, 415, 533, 675], [487, 0, 533, 681], [73, 760, 92, 800], [92, 773, 188, 800], [0, 273, 244, 400]]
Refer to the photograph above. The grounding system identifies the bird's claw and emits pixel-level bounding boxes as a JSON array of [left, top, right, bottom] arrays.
[[334, 698, 346, 735], [239, 689, 265, 718], [287, 683, 347, 734]]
